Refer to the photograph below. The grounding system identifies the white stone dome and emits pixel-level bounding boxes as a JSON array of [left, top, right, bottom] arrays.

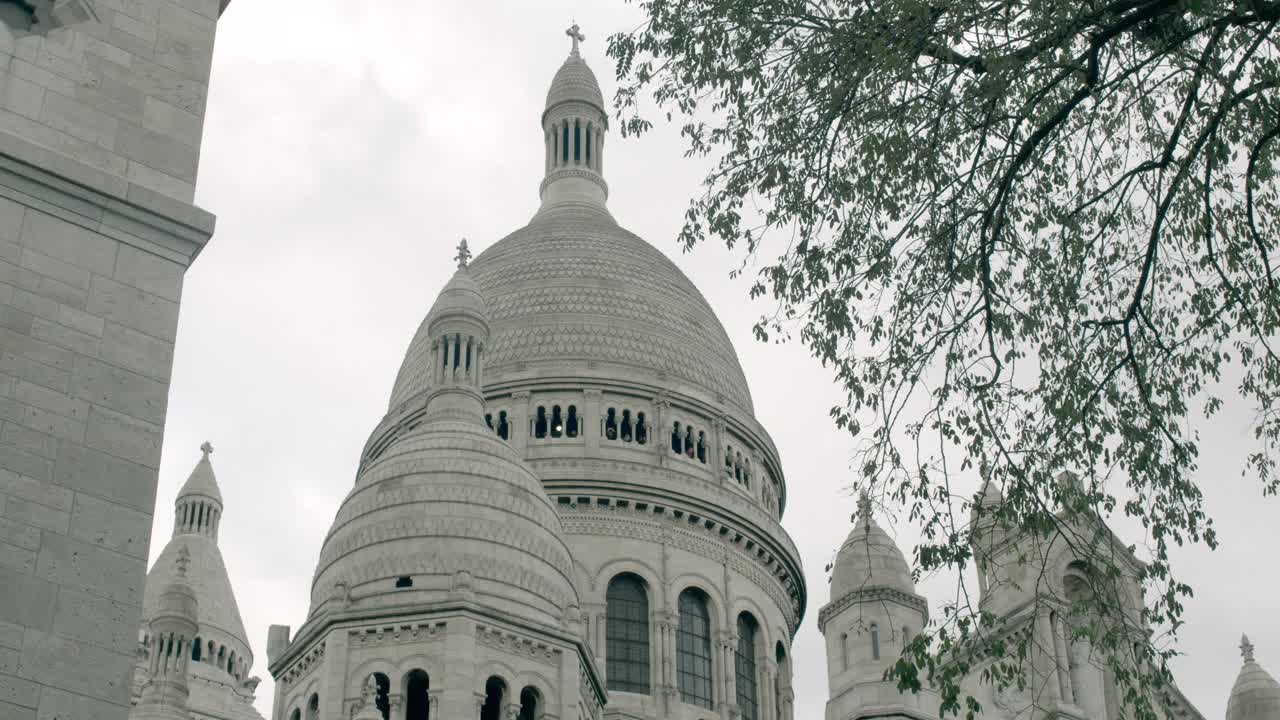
[[309, 410, 580, 629], [1228, 636, 1280, 720], [830, 496, 916, 601], [544, 47, 604, 118], [389, 205, 756, 415]]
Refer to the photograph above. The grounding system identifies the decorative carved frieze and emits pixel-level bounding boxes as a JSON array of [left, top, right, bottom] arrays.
[[348, 621, 446, 647], [475, 625, 561, 667], [280, 641, 325, 688]]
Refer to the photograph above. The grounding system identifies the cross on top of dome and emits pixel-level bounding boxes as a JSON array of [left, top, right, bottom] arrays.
[[566, 21, 585, 56], [200, 440, 213, 457], [1243, 634, 1256, 663]]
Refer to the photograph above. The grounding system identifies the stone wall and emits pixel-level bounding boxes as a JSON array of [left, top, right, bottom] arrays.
[[0, 1, 225, 718]]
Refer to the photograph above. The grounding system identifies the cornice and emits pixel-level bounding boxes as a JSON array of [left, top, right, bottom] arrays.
[[818, 585, 929, 634]]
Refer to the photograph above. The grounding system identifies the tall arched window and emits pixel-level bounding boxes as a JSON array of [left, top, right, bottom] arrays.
[[606, 574, 650, 693], [550, 405, 564, 438], [566, 405, 579, 437], [191, 636, 201, 662], [305, 694, 319, 720], [518, 686, 540, 720], [534, 406, 548, 439], [373, 673, 391, 720], [497, 411, 509, 440], [289, 710, 300, 720], [677, 588, 714, 709], [736, 613, 759, 720], [404, 669, 429, 720], [636, 412, 648, 444], [480, 676, 506, 720], [871, 623, 881, 661], [605, 408, 618, 440], [620, 410, 633, 442]]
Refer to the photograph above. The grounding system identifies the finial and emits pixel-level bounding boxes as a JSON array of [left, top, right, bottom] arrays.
[[200, 440, 213, 457], [454, 238, 472, 269], [566, 21, 585, 56], [853, 489, 872, 524], [1242, 634, 1256, 663], [175, 545, 191, 578]]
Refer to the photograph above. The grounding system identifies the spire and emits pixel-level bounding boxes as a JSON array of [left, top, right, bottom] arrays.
[[1245, 635, 1257, 664], [454, 238, 471, 269], [539, 22, 610, 216], [1227, 632, 1280, 720], [854, 489, 872, 525], [174, 442, 224, 540]]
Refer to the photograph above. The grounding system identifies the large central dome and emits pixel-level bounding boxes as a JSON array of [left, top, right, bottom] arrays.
[[389, 206, 754, 414]]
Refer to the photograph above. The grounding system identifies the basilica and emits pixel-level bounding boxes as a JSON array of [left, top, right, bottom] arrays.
[[125, 30, 1280, 720]]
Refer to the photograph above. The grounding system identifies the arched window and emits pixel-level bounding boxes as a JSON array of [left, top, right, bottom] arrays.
[[775, 642, 788, 719], [566, 405, 579, 437], [696, 432, 707, 463], [606, 574, 650, 693], [306, 693, 319, 720], [620, 410, 633, 442], [684, 427, 695, 458], [485, 413, 493, 429], [562, 123, 569, 164], [404, 669, 429, 720], [191, 636, 201, 662], [372, 673, 391, 720], [677, 588, 714, 709], [840, 632, 848, 670], [605, 408, 618, 440], [636, 412, 648, 444], [534, 407, 548, 439], [480, 676, 505, 720], [217, 645, 225, 668], [734, 454, 743, 481], [871, 623, 881, 661], [518, 686, 540, 720], [736, 613, 759, 720], [290, 709, 301, 720], [497, 411, 509, 441], [227, 651, 236, 675], [574, 120, 582, 163], [207, 640, 214, 663], [551, 405, 564, 438], [671, 422, 682, 454]]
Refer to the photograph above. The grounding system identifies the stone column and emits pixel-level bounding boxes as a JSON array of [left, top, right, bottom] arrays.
[[584, 389, 602, 452], [717, 630, 737, 719], [1052, 613, 1075, 706], [319, 631, 349, 720], [653, 395, 670, 466], [657, 610, 678, 715], [512, 391, 531, 454]]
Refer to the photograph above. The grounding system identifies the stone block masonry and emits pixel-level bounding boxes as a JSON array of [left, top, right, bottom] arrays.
[[0, 1, 229, 719]]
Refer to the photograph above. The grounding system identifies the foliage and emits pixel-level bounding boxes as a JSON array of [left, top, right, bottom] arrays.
[[608, 0, 1280, 716]]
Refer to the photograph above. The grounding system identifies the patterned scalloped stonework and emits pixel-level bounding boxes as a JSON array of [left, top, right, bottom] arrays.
[[388, 209, 755, 413]]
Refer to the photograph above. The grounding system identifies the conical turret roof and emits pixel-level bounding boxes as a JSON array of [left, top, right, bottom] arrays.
[[544, 22, 604, 118], [178, 441, 222, 505], [829, 492, 917, 600]]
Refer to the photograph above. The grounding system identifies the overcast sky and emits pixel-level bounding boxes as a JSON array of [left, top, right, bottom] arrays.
[[150, 2, 1278, 717]]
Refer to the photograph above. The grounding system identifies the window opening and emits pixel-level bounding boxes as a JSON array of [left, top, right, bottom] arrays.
[[562, 124, 569, 164], [621, 410, 633, 442], [566, 405, 579, 437], [871, 623, 881, 660], [480, 677, 505, 720], [497, 411, 509, 441], [535, 407, 548, 439], [373, 673, 391, 720], [607, 574, 651, 694], [485, 413, 493, 429], [192, 636, 201, 662], [696, 431, 707, 463], [684, 427, 695, 458], [518, 687, 539, 720], [405, 669, 430, 720], [574, 121, 581, 163], [586, 125, 592, 164], [677, 589, 714, 709], [396, 576, 413, 588], [636, 412, 648, 444], [605, 408, 618, 440], [551, 405, 564, 438], [736, 614, 759, 720], [671, 422, 682, 454]]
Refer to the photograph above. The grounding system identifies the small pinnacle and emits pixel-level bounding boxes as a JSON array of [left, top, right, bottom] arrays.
[[175, 545, 191, 578], [855, 489, 872, 523], [1242, 634, 1255, 663], [200, 440, 213, 457], [454, 238, 472, 269]]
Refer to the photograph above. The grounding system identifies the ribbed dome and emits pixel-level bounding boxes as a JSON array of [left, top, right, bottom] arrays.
[[830, 495, 916, 600], [308, 414, 580, 629], [388, 206, 755, 414], [544, 51, 604, 117], [1228, 636, 1280, 720]]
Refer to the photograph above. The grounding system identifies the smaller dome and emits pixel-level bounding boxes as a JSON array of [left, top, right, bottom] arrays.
[[178, 442, 222, 505], [427, 260, 488, 330], [544, 52, 604, 118], [830, 493, 916, 600], [1228, 635, 1280, 720]]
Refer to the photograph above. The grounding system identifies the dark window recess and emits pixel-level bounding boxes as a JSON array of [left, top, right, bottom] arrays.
[[671, 422, 682, 454], [551, 405, 564, 438], [636, 412, 648, 444], [621, 410, 633, 442], [535, 407, 548, 439], [697, 432, 707, 463], [605, 409, 618, 440], [395, 576, 413, 588], [566, 406, 579, 437], [497, 411, 510, 441]]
